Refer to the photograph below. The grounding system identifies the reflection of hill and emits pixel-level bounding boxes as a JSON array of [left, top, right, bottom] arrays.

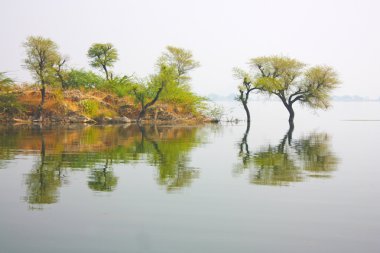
[[235, 127, 339, 186], [0, 124, 207, 208]]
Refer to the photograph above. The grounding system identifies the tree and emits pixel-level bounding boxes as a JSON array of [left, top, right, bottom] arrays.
[[249, 56, 339, 127], [23, 36, 60, 120], [158, 46, 200, 86], [87, 43, 118, 80], [131, 64, 176, 122], [233, 68, 263, 128]]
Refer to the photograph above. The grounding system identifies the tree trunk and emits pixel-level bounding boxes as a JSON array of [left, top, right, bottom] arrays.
[[286, 123, 294, 146], [103, 65, 109, 80], [286, 105, 295, 128], [41, 86, 46, 106], [138, 108, 147, 122], [242, 100, 251, 124], [137, 84, 164, 122], [36, 85, 46, 121]]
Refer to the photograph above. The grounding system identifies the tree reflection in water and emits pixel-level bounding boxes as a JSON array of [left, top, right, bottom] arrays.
[[24, 126, 67, 209], [235, 125, 339, 186], [138, 125, 201, 191], [0, 124, 206, 208]]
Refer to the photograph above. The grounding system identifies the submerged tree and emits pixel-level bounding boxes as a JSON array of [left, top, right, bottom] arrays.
[[233, 68, 264, 127], [87, 43, 118, 80], [23, 36, 60, 120], [249, 56, 339, 127]]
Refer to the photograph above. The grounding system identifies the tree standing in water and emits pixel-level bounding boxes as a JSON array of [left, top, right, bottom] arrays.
[[233, 67, 264, 128], [235, 56, 339, 127]]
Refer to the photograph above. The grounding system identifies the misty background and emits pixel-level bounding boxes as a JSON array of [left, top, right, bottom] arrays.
[[1, 0, 379, 99]]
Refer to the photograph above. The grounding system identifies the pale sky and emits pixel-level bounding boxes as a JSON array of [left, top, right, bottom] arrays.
[[1, 0, 379, 98]]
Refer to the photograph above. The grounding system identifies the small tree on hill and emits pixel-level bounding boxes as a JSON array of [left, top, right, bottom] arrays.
[[23, 36, 60, 120], [87, 43, 118, 80]]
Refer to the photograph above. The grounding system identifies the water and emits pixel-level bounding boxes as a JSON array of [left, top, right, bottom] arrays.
[[0, 101, 379, 253]]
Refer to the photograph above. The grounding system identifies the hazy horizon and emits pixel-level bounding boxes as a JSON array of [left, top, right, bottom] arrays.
[[1, 0, 379, 98]]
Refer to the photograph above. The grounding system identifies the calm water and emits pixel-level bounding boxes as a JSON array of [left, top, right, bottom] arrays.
[[0, 101, 379, 253]]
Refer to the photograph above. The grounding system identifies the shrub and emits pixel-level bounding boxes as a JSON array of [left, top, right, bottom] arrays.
[[79, 99, 99, 117], [0, 93, 25, 116], [160, 85, 207, 115], [96, 76, 133, 98], [202, 103, 224, 121], [66, 69, 104, 89]]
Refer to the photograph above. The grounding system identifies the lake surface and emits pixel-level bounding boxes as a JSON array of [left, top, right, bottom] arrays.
[[0, 101, 379, 253]]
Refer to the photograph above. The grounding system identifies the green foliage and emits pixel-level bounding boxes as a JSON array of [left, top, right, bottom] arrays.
[[87, 43, 118, 80], [302, 66, 340, 108], [160, 84, 207, 114], [248, 56, 339, 109], [66, 69, 104, 88], [79, 99, 99, 117]]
